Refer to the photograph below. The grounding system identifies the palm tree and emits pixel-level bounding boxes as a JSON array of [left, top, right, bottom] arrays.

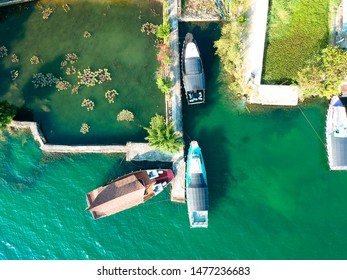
[[144, 114, 183, 153]]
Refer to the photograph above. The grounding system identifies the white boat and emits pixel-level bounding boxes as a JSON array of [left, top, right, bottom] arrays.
[[186, 141, 208, 228], [181, 33, 206, 105], [326, 96, 347, 170]]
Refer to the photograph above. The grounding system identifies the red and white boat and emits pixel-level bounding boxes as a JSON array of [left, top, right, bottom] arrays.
[[86, 169, 175, 219]]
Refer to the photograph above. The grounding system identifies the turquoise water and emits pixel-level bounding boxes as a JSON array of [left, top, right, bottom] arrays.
[[1, 19, 347, 260]]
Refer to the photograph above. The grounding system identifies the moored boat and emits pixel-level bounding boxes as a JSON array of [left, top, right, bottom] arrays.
[[86, 169, 175, 219], [181, 33, 206, 105], [326, 96, 347, 170], [186, 141, 208, 228]]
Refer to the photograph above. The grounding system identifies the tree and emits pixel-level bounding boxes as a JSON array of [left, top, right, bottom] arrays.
[[214, 21, 251, 96], [297, 46, 347, 99], [144, 114, 183, 153], [0, 101, 17, 132]]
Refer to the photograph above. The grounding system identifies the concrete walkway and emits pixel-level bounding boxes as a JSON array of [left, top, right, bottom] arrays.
[[249, 85, 299, 106], [10, 121, 183, 161], [245, 0, 299, 106], [168, 0, 186, 203], [244, 0, 269, 86]]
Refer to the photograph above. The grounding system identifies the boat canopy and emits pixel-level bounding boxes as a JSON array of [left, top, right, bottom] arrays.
[[183, 57, 205, 92], [330, 137, 347, 167], [87, 175, 145, 214], [187, 173, 208, 211], [326, 96, 347, 169]]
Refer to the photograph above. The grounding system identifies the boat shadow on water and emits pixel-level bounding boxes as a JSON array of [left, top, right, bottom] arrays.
[[184, 125, 237, 214]]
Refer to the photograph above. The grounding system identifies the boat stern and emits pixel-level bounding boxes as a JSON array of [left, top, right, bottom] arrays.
[[189, 211, 208, 228]]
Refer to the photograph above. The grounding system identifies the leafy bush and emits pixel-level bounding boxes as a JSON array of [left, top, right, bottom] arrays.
[[117, 110, 134, 122], [145, 114, 183, 153], [156, 22, 170, 40], [156, 75, 172, 95], [215, 21, 250, 95], [297, 46, 347, 99]]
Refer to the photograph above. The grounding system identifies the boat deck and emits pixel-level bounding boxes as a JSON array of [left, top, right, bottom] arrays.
[[326, 97, 347, 170], [186, 141, 208, 228]]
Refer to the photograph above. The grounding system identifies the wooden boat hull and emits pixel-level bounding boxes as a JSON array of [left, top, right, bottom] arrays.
[[86, 169, 174, 219]]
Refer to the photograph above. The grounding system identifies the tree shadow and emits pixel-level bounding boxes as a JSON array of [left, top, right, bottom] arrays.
[[185, 125, 234, 212]]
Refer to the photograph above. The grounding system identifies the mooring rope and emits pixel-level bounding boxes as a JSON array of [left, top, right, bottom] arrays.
[[117, 156, 126, 167], [183, 129, 192, 142], [298, 105, 325, 146], [137, 198, 171, 208]]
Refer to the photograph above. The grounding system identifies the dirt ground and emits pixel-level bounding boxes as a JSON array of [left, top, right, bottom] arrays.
[[180, 0, 220, 19]]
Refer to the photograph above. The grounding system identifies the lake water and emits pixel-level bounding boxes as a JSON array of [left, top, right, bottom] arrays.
[[0, 8, 347, 260], [0, 0, 164, 144]]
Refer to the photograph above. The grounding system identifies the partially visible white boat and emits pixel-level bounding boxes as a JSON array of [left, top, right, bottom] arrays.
[[326, 96, 347, 170]]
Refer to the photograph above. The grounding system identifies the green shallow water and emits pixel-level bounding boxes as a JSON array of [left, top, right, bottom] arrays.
[[0, 1, 164, 144], [1, 16, 347, 260]]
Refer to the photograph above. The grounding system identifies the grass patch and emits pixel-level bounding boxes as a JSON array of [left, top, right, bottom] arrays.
[[262, 0, 330, 84]]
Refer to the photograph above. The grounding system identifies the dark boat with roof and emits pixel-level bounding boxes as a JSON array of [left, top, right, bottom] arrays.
[[181, 33, 206, 105], [86, 169, 175, 219], [326, 96, 347, 170], [186, 141, 208, 228]]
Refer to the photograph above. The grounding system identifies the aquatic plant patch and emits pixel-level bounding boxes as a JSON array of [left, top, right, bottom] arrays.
[[0, 46, 8, 57], [32, 73, 58, 88], [11, 54, 19, 63], [81, 99, 95, 111], [0, 0, 164, 144], [77, 67, 111, 87], [30, 55, 41, 64], [105, 89, 118, 103], [117, 110, 134, 122], [80, 123, 90, 134], [10, 70, 19, 81]]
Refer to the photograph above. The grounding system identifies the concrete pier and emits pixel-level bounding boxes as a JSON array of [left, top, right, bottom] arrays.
[[249, 85, 299, 106], [245, 0, 299, 106], [10, 119, 186, 202], [9, 121, 180, 160], [168, 0, 186, 203]]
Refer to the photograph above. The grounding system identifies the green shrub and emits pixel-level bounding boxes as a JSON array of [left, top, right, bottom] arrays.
[[156, 22, 170, 40], [145, 114, 183, 153], [215, 21, 250, 95], [297, 46, 347, 99], [156, 76, 172, 95], [237, 16, 246, 23]]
